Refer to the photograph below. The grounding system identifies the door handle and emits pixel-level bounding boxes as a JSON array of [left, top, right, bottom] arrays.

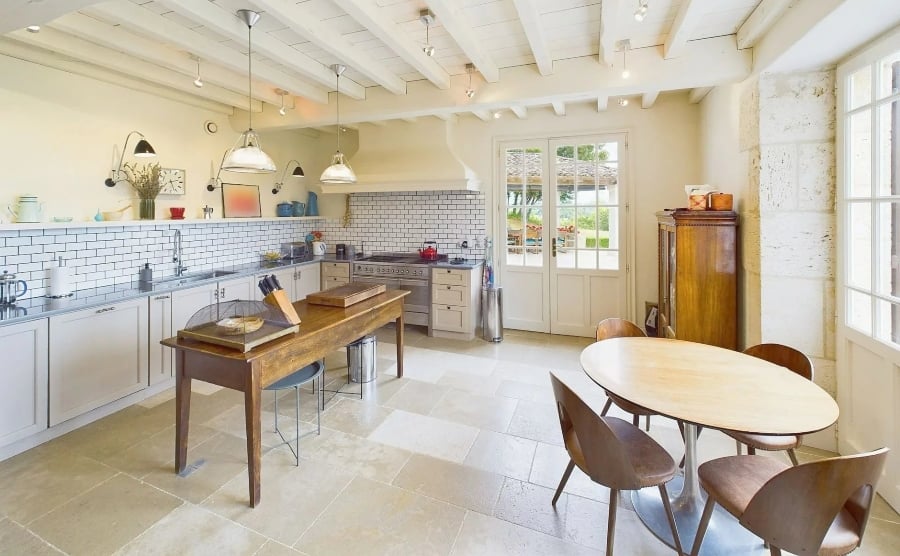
[[552, 240, 557, 257]]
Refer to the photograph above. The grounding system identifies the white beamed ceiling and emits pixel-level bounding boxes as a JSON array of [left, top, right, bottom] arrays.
[[3, 0, 889, 130]]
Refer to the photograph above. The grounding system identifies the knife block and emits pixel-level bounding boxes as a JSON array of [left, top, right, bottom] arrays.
[[263, 289, 301, 325]]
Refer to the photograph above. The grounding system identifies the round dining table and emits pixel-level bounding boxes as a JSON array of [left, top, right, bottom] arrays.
[[580, 337, 839, 555]]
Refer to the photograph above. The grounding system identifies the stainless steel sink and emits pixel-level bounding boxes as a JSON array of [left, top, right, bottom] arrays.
[[146, 269, 238, 288]]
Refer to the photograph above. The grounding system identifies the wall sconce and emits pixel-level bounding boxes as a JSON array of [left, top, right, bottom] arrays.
[[206, 150, 228, 191], [272, 159, 304, 194], [104, 130, 156, 187]]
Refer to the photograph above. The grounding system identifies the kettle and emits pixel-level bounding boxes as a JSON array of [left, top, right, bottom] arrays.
[[418, 241, 439, 260], [8, 195, 44, 223], [0, 270, 28, 304]]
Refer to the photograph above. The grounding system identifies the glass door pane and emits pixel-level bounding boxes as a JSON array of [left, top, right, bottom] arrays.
[[504, 146, 545, 267]]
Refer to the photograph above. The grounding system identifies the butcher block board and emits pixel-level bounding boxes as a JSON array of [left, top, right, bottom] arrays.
[[178, 320, 299, 353], [306, 283, 387, 307]]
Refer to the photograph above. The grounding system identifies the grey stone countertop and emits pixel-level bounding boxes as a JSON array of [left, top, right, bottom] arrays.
[[431, 259, 484, 270], [0, 257, 324, 326]]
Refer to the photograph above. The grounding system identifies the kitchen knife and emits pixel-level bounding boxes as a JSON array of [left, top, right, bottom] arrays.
[[264, 274, 278, 293], [271, 274, 282, 291], [258, 277, 272, 296]]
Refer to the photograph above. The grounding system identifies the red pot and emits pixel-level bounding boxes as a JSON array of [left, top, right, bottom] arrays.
[[418, 241, 439, 260]]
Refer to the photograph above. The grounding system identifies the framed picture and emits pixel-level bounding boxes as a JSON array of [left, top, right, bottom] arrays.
[[222, 183, 261, 218], [159, 168, 186, 195]]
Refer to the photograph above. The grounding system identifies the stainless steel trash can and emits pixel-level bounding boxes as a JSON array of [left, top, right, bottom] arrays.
[[482, 287, 503, 342], [347, 335, 377, 383]]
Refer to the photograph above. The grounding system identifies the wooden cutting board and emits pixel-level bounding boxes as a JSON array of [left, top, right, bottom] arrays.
[[306, 283, 387, 307]]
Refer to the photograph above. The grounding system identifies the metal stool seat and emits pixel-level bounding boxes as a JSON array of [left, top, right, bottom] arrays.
[[264, 360, 324, 466]]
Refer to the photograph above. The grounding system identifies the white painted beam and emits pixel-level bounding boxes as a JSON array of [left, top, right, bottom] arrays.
[[403, 117, 418, 124], [331, 0, 450, 90], [599, 0, 622, 67], [49, 13, 285, 106], [427, 0, 501, 82], [471, 110, 491, 121], [509, 106, 528, 119], [434, 113, 458, 123], [511, 0, 553, 75], [8, 27, 262, 111], [0, 0, 97, 34], [597, 96, 609, 112], [252, 0, 406, 95], [737, 0, 792, 49], [689, 87, 712, 104], [665, 0, 708, 59], [369, 120, 388, 127], [86, 2, 328, 104], [641, 91, 659, 108], [551, 101, 566, 116], [0, 38, 232, 115]]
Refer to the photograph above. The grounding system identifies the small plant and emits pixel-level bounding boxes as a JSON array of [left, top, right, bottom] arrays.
[[124, 162, 161, 200], [310, 230, 324, 241]]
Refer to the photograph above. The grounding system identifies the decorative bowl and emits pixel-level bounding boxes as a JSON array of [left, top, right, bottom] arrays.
[[262, 251, 282, 262], [216, 316, 264, 335], [51, 216, 73, 222]]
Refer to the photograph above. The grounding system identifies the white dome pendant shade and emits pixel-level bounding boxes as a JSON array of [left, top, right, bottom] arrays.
[[222, 9, 276, 174], [320, 64, 357, 184]]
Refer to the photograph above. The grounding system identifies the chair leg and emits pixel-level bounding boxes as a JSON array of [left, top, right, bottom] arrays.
[[689, 496, 716, 556], [607, 489, 619, 556], [552, 459, 575, 507], [747, 446, 756, 456], [632, 414, 640, 427], [601, 397, 612, 416], [293, 386, 300, 466], [645, 415, 651, 432], [769, 547, 782, 556], [658, 484, 683, 556], [736, 439, 742, 455], [787, 448, 799, 466]]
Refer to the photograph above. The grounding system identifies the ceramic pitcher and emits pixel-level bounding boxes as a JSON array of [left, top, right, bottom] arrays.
[[8, 195, 44, 223]]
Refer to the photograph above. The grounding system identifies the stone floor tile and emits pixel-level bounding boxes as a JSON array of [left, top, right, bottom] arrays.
[[506, 399, 564, 445], [493, 477, 568, 538], [429, 388, 518, 432], [368, 410, 478, 463], [318, 396, 392, 437], [0, 517, 62, 555], [450, 510, 597, 556], [381, 379, 447, 415], [304, 428, 412, 483], [463, 430, 537, 481], [392, 453, 505, 514]]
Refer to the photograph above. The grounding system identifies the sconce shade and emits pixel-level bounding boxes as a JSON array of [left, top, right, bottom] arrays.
[[222, 129, 276, 173], [292, 165, 305, 177], [320, 151, 357, 184], [134, 139, 156, 157]]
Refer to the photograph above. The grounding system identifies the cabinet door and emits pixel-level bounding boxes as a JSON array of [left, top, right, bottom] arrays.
[[432, 305, 468, 333], [0, 319, 48, 447], [294, 263, 321, 300], [148, 293, 173, 385], [219, 277, 252, 302], [171, 283, 218, 334], [49, 297, 148, 426], [251, 269, 295, 302]]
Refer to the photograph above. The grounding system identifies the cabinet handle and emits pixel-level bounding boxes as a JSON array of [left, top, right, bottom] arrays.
[[154, 295, 170, 300], [447, 306, 452, 310], [220, 288, 225, 298], [95, 306, 115, 314], [214, 289, 219, 300], [446, 286, 451, 290]]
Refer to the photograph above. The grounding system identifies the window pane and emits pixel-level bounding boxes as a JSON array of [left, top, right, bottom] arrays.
[[874, 298, 900, 345], [599, 142, 618, 162], [876, 202, 900, 297], [576, 183, 599, 205], [525, 183, 543, 206], [849, 110, 872, 197], [848, 290, 872, 334], [578, 207, 597, 248], [600, 162, 619, 204], [849, 202, 872, 290], [877, 101, 898, 197], [576, 249, 597, 269], [558, 183, 575, 205], [603, 208, 619, 249], [878, 54, 900, 99], [598, 250, 619, 270], [850, 65, 872, 110]]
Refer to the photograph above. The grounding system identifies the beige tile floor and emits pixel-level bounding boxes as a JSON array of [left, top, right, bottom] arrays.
[[0, 327, 898, 555]]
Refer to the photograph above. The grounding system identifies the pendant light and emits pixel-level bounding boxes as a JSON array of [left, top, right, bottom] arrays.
[[222, 9, 276, 174], [465, 63, 476, 99], [320, 64, 357, 184], [420, 9, 436, 57], [193, 56, 203, 88]]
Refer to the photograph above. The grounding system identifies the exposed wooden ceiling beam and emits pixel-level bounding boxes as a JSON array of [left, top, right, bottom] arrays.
[[597, 96, 609, 112], [737, 0, 792, 49], [49, 13, 284, 106], [331, 0, 450, 90], [0, 38, 232, 114], [552, 101, 566, 116], [86, 2, 328, 105], [0, 0, 97, 34], [510, 106, 527, 119], [426, 0, 501, 82], [252, 0, 406, 95], [642, 91, 659, 108], [665, 0, 708, 59], [511, 0, 553, 76], [8, 27, 261, 111], [689, 87, 712, 103], [471, 110, 491, 121], [599, 0, 622, 67]]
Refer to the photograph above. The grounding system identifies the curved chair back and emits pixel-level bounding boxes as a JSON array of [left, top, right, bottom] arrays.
[[741, 447, 889, 555], [550, 372, 644, 490], [596, 318, 646, 342], [743, 343, 813, 381]]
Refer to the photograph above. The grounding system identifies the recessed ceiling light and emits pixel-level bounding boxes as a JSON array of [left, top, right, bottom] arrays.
[[26, 25, 41, 33], [619, 98, 629, 107]]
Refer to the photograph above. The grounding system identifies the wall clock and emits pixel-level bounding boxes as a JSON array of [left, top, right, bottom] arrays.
[[160, 168, 186, 195]]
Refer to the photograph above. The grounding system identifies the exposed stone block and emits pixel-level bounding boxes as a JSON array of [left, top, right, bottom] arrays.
[[741, 212, 761, 274], [760, 212, 835, 279], [760, 144, 798, 210], [747, 147, 761, 214], [798, 142, 836, 211], [761, 276, 827, 357], [759, 71, 836, 144], [739, 78, 760, 152]]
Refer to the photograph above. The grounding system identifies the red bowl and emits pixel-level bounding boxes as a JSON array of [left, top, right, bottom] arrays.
[[169, 207, 186, 219]]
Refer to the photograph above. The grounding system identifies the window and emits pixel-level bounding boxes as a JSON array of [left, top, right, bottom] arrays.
[[841, 41, 900, 344]]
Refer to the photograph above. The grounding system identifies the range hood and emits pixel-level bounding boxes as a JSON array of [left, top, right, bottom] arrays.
[[320, 118, 481, 193]]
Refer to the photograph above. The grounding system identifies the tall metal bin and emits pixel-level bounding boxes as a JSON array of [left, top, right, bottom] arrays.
[[347, 335, 377, 383], [481, 287, 503, 342]]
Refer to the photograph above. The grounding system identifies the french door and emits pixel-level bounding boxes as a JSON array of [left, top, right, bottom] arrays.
[[498, 134, 629, 336]]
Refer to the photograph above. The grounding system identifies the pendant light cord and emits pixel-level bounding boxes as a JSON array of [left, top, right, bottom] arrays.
[[247, 22, 253, 132], [336, 71, 341, 153]]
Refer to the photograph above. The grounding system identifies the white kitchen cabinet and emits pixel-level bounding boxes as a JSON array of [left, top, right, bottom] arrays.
[[218, 276, 252, 302], [252, 268, 296, 302], [49, 297, 148, 426], [431, 266, 481, 340], [0, 319, 48, 448], [294, 263, 321, 299], [148, 293, 173, 385], [321, 261, 350, 288]]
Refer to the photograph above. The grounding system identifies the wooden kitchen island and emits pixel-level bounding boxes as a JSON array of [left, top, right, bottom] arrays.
[[161, 289, 408, 507]]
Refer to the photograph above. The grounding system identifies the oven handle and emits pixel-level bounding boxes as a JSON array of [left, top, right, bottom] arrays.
[[399, 277, 429, 287]]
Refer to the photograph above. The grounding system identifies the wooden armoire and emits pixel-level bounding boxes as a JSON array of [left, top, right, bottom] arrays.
[[656, 209, 738, 349]]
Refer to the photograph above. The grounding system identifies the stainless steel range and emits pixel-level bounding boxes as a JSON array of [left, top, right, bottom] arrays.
[[353, 253, 445, 327]]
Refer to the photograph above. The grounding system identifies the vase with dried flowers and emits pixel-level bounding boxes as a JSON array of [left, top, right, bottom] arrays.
[[124, 162, 161, 220]]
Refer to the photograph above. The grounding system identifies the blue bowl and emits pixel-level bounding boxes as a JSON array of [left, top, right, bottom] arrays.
[[276, 203, 293, 217]]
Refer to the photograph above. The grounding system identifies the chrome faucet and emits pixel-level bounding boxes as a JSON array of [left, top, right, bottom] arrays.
[[173, 230, 188, 276]]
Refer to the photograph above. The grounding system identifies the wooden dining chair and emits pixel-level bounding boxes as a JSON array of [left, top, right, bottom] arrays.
[[550, 372, 684, 556], [690, 447, 889, 556], [728, 343, 814, 465], [595, 318, 656, 431]]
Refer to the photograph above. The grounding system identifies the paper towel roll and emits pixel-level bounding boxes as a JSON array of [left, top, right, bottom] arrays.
[[48, 266, 72, 298]]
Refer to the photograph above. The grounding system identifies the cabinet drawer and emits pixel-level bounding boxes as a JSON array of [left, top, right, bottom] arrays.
[[432, 304, 469, 333], [432, 284, 467, 306], [323, 276, 350, 288], [322, 262, 350, 278], [432, 268, 468, 286]]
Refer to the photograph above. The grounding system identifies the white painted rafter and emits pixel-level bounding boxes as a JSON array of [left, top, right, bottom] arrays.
[[689, 87, 712, 103], [737, 0, 792, 49], [471, 110, 491, 121], [331, 0, 450, 90], [86, 2, 328, 104], [641, 91, 659, 108], [426, 0, 501, 82], [252, 0, 406, 95], [510, 106, 527, 119], [665, 0, 708, 59], [597, 96, 609, 112], [551, 101, 566, 116], [598, 0, 622, 67], [511, 0, 553, 76]]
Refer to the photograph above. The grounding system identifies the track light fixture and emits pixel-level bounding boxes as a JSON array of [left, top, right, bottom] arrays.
[[634, 1, 649, 22], [619, 39, 631, 79], [276, 88, 288, 116], [420, 9, 436, 57], [193, 56, 203, 88], [465, 63, 476, 99]]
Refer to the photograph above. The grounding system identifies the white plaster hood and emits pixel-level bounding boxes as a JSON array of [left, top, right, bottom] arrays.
[[321, 119, 481, 193]]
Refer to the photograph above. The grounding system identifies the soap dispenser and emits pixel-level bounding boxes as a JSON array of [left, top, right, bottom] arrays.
[[139, 262, 153, 283]]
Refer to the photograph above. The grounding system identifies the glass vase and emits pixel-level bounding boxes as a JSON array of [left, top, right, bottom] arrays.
[[139, 198, 156, 220]]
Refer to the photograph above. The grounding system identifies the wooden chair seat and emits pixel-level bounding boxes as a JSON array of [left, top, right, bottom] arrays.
[[699, 455, 789, 517], [727, 431, 800, 452]]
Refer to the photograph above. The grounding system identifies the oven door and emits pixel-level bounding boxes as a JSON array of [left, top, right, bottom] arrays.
[[353, 276, 399, 291], [398, 278, 429, 313]]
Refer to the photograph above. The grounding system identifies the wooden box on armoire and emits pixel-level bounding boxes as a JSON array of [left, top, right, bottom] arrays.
[[656, 209, 738, 350]]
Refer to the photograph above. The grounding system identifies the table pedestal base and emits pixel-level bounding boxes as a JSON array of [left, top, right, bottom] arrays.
[[632, 476, 767, 555]]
